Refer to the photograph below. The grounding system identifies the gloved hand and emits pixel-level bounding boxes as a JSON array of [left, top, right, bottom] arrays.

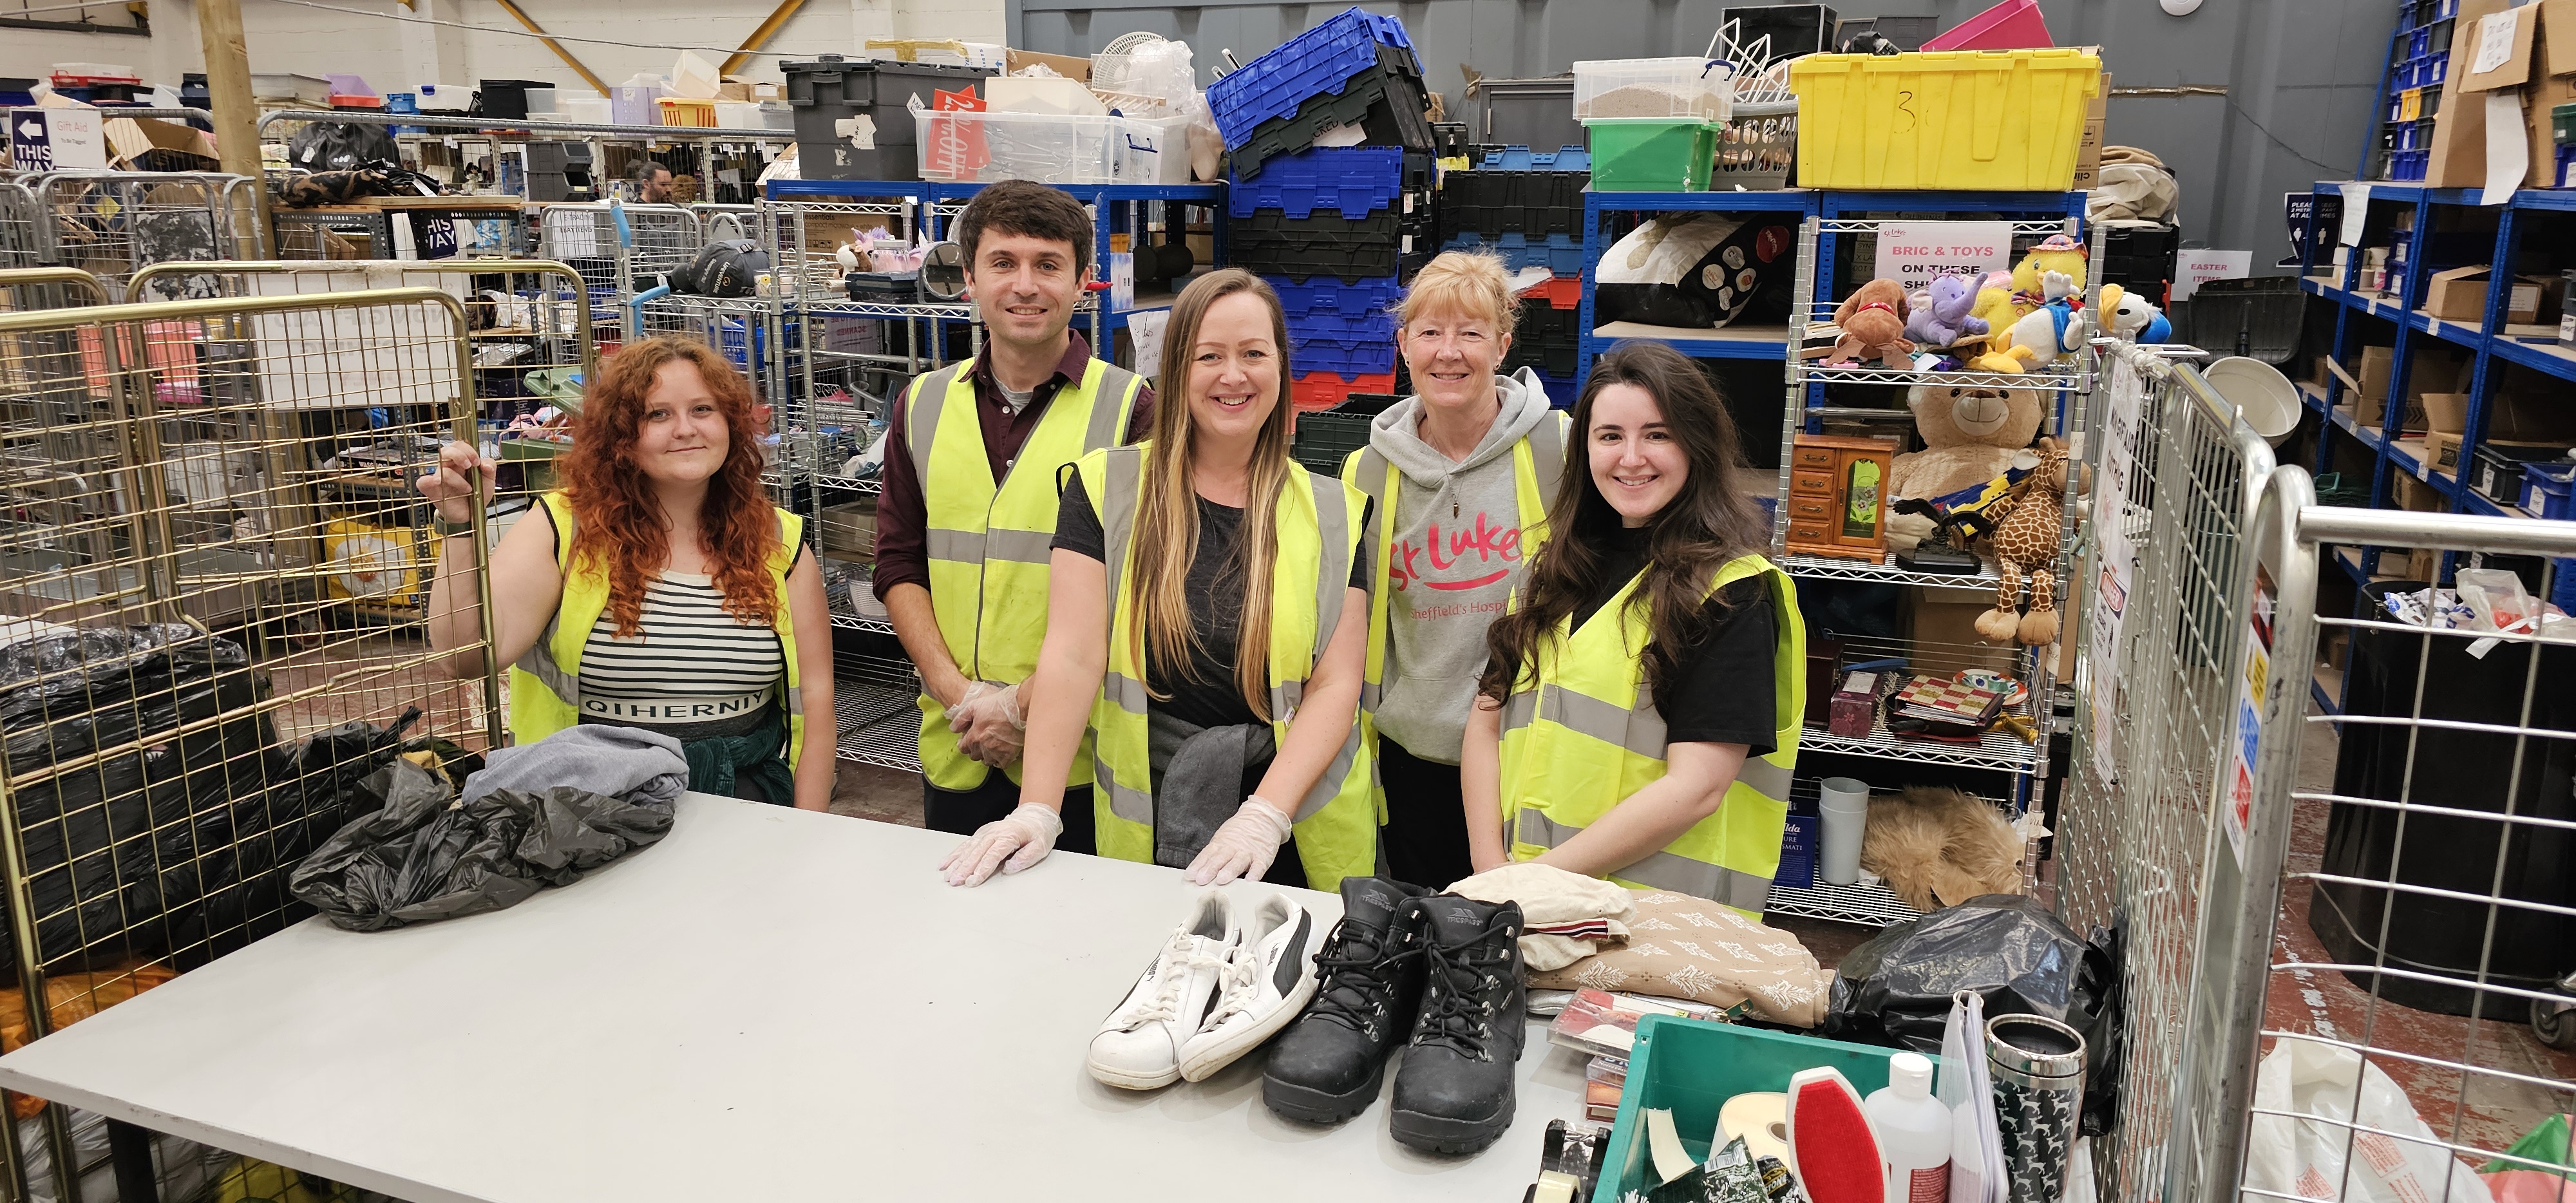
[[954, 681, 1025, 767], [1186, 795, 1296, 886], [938, 802, 1064, 887]]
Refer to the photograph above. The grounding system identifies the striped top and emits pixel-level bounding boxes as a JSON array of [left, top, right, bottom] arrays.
[[576, 571, 784, 740]]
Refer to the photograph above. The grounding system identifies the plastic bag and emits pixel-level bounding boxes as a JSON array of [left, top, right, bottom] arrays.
[[0, 626, 275, 972], [2244, 1038, 2496, 1203], [1824, 895, 2124, 1136], [290, 759, 676, 931], [285, 122, 402, 173]]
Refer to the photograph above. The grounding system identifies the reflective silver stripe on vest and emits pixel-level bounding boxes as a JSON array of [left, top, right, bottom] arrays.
[[516, 616, 578, 705], [1736, 753, 1791, 799], [1501, 687, 1536, 733], [1514, 808, 1774, 911], [925, 526, 1056, 567], [1296, 726, 1361, 822], [1086, 363, 1138, 448], [1527, 412, 1566, 515], [1104, 669, 1150, 716], [1307, 469, 1351, 660], [904, 361, 971, 486], [1096, 757, 1153, 824], [1100, 448, 1142, 592], [1504, 681, 1792, 792]]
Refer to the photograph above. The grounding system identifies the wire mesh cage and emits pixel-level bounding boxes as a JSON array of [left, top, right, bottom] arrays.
[[2051, 341, 2280, 1202], [2164, 486, 2576, 1203], [0, 287, 504, 1203], [28, 173, 265, 303], [120, 259, 598, 516], [0, 184, 48, 270]]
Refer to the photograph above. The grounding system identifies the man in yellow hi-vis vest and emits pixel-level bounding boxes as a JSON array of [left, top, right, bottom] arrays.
[[875, 182, 1154, 851]]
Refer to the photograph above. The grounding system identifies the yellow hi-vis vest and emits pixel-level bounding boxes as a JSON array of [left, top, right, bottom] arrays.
[[907, 355, 1146, 791], [1077, 444, 1377, 890], [1495, 554, 1804, 915], [1344, 410, 1568, 817], [507, 491, 810, 766]]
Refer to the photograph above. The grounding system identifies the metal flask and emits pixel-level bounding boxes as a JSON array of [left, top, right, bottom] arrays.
[[1985, 1011, 2087, 1203]]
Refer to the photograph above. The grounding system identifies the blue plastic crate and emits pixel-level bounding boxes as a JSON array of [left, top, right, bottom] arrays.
[[1229, 146, 1409, 220], [1531, 372, 1583, 409], [1473, 144, 1591, 172], [2551, 558, 2576, 616], [1437, 230, 1584, 276], [1207, 5, 1416, 147], [2558, 143, 2575, 187], [2528, 462, 2575, 520], [1291, 330, 1399, 376], [1265, 273, 1403, 320], [1288, 307, 1398, 343], [2409, 27, 2430, 56], [2429, 50, 2448, 83]]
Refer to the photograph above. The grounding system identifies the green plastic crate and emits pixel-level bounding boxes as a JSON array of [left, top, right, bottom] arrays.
[[1584, 118, 1719, 191], [2556, 102, 2576, 144], [1595, 1014, 1901, 1202]]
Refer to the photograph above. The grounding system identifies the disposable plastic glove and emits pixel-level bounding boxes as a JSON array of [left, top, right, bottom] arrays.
[[956, 681, 1026, 767], [938, 803, 1063, 887], [1186, 795, 1296, 886]]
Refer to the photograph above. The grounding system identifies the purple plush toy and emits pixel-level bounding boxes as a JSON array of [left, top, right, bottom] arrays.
[[1904, 274, 1990, 348]]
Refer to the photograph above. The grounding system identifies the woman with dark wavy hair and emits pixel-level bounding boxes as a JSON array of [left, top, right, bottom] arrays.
[[1457, 339, 1804, 915], [419, 336, 835, 808]]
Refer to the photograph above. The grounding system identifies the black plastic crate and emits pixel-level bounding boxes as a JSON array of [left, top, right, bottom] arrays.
[[2473, 440, 2573, 504], [1721, 4, 1840, 57], [1502, 301, 1580, 376], [781, 55, 994, 181], [1441, 170, 1586, 240], [1291, 406, 1376, 475], [1432, 122, 1472, 158], [1236, 211, 1406, 283], [1231, 44, 1436, 182]]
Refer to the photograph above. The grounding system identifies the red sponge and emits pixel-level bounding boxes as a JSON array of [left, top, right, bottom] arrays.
[[1785, 1066, 1886, 1203]]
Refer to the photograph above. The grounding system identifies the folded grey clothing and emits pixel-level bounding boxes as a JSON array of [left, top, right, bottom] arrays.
[[1147, 708, 1276, 869], [460, 724, 688, 807], [290, 757, 678, 931]]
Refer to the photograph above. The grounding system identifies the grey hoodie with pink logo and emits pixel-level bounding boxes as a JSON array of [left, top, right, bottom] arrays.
[[1362, 367, 1562, 764]]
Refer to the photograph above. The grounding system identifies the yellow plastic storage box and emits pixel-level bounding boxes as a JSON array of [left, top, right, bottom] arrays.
[[1787, 48, 2101, 191]]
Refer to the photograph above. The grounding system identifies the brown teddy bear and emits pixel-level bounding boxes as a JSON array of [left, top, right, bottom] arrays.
[[1828, 278, 1915, 368], [1884, 383, 2046, 551]]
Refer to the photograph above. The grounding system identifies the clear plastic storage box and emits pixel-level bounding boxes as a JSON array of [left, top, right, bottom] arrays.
[[1573, 58, 1732, 122], [914, 109, 1122, 184]]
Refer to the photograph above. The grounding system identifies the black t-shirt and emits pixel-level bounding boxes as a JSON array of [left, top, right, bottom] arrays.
[[1054, 473, 1370, 731], [1567, 526, 1781, 752]]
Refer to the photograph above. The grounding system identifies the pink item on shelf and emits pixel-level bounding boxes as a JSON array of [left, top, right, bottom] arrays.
[[1920, 0, 2052, 52]]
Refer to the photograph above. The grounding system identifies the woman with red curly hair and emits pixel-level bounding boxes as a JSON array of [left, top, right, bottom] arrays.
[[419, 336, 835, 809]]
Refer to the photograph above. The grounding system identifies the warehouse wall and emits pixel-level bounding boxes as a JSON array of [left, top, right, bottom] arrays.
[[1, 0, 1007, 91], [1009, 0, 2388, 269]]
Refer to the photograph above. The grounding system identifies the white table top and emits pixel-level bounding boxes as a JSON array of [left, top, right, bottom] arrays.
[[0, 795, 1588, 1203]]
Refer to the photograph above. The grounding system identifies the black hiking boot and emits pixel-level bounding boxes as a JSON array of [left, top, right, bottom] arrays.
[[1388, 895, 1525, 1155], [1260, 876, 1432, 1124]]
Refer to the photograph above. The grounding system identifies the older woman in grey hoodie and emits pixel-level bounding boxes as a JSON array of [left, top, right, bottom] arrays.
[[1341, 250, 1570, 889]]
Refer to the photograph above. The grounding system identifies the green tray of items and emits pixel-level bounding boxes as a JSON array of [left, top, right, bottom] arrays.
[[1595, 1014, 1900, 1202]]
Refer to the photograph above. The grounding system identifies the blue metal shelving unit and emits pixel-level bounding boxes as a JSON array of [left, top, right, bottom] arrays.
[[2293, 178, 2576, 715]]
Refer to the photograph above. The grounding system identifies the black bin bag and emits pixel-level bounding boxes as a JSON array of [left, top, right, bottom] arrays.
[[1824, 895, 2126, 1136], [290, 759, 675, 932]]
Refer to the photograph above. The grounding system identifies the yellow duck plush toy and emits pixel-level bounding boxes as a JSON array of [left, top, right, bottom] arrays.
[[1964, 270, 2023, 372], [2009, 233, 2088, 317]]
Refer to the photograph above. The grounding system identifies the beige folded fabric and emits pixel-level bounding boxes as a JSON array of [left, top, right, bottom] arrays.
[[1528, 891, 1831, 1028], [1448, 862, 1636, 971]]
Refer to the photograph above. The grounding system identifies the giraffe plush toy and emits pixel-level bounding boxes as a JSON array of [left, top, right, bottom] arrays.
[[1975, 436, 2067, 647]]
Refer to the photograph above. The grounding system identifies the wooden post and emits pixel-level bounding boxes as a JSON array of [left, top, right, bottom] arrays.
[[195, 0, 263, 181]]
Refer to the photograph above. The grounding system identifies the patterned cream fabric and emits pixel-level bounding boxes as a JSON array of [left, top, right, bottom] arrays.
[[1527, 891, 1830, 1028]]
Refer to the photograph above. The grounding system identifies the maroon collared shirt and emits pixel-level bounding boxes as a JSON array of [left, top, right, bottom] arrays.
[[871, 334, 1155, 601]]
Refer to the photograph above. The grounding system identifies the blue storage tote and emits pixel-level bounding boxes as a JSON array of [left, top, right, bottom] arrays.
[[1267, 274, 1403, 321], [1208, 6, 1416, 146], [1475, 144, 1591, 171], [1597, 1016, 1898, 1203], [1437, 230, 1584, 276], [1291, 330, 1399, 376], [1289, 307, 1398, 343], [1229, 146, 1417, 220]]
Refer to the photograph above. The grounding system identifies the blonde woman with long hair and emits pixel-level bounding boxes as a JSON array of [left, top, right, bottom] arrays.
[[938, 269, 1377, 891]]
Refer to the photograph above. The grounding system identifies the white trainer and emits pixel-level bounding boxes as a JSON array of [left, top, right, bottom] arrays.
[[1087, 889, 1240, 1090], [1177, 893, 1322, 1083]]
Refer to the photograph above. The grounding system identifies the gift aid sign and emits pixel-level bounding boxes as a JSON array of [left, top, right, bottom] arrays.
[[1873, 221, 2014, 288]]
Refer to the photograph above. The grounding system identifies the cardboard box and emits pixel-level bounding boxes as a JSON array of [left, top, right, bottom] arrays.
[[2350, 345, 2472, 433], [2424, 430, 2465, 474], [2424, 265, 2496, 321], [2505, 274, 2549, 323], [2396, 470, 2445, 513], [1006, 49, 1092, 82], [104, 116, 216, 171], [2446, 0, 2576, 189], [2486, 372, 2576, 441], [1904, 586, 2021, 674], [2422, 392, 2471, 435], [2072, 68, 2108, 190]]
